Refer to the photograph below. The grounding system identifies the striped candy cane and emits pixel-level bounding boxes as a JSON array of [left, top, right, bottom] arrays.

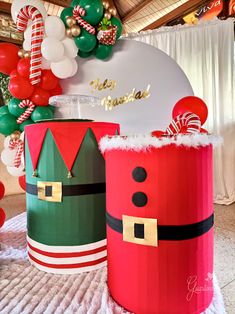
[[73, 6, 96, 35], [166, 112, 201, 135], [9, 139, 24, 168], [17, 100, 35, 124], [16, 5, 44, 85]]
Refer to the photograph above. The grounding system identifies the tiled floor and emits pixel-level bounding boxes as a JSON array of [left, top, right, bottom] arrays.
[[1, 194, 235, 314]]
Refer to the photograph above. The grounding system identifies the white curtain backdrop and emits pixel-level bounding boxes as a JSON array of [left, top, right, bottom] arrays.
[[124, 18, 235, 205]]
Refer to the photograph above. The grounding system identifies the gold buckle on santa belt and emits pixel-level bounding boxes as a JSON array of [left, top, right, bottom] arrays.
[[106, 212, 214, 247], [26, 182, 106, 203]]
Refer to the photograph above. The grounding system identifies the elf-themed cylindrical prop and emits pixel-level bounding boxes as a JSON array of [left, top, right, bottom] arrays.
[[25, 121, 119, 274], [100, 134, 219, 314]]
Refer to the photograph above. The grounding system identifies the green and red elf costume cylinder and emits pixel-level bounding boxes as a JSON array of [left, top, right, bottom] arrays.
[[25, 121, 119, 274], [99, 134, 220, 314]]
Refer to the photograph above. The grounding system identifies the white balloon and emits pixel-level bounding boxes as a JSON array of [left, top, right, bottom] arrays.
[[7, 164, 25, 177], [24, 24, 32, 42], [51, 57, 74, 79], [11, 0, 47, 23], [45, 16, 65, 40], [23, 40, 31, 52], [1, 148, 17, 167], [41, 37, 65, 62], [41, 57, 51, 69], [70, 58, 78, 77], [62, 37, 78, 59], [3, 136, 11, 148]]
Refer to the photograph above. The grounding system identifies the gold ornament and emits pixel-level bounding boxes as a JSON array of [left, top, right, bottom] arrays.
[[24, 51, 31, 58], [66, 16, 77, 28], [104, 11, 112, 20], [66, 28, 73, 38], [109, 7, 117, 16], [18, 49, 25, 58], [102, 1, 109, 10], [71, 25, 81, 37], [10, 131, 21, 140]]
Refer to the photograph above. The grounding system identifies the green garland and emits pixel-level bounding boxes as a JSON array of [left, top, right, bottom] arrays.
[[0, 73, 12, 105]]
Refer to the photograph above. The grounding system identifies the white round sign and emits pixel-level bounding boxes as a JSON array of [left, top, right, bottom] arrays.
[[61, 39, 193, 134]]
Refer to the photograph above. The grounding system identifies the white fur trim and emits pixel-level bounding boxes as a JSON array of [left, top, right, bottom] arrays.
[[99, 134, 223, 153]]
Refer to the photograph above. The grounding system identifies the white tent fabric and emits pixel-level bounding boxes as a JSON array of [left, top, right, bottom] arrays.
[[124, 18, 235, 205]]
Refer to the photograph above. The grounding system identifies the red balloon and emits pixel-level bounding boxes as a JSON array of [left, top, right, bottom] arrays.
[[0, 181, 5, 200], [200, 127, 209, 134], [30, 87, 50, 106], [9, 76, 34, 100], [172, 96, 208, 125], [152, 130, 165, 138], [17, 58, 30, 78], [0, 43, 20, 75], [49, 84, 63, 97], [10, 69, 19, 79], [18, 175, 26, 191], [0, 208, 6, 228], [39, 70, 59, 91]]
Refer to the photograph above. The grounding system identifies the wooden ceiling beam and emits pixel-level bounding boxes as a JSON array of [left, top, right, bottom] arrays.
[[140, 0, 212, 31], [122, 0, 154, 23], [0, 1, 11, 14]]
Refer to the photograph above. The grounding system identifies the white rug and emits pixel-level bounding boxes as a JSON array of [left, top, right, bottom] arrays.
[[0, 213, 226, 314]]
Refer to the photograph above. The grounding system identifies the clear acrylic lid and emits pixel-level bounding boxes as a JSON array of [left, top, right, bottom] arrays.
[[49, 95, 101, 120]]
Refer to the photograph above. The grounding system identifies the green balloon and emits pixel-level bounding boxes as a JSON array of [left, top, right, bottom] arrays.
[[95, 44, 113, 60], [0, 114, 19, 136], [74, 29, 97, 52], [0, 106, 9, 117], [71, 0, 80, 7], [60, 7, 74, 26], [79, 0, 103, 25], [19, 119, 34, 131], [8, 98, 26, 117], [48, 105, 55, 114], [78, 50, 93, 58], [31, 107, 54, 122], [111, 17, 123, 39]]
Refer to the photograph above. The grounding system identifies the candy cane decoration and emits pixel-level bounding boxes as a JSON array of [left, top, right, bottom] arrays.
[[16, 5, 44, 85], [9, 139, 24, 168], [166, 112, 201, 135], [73, 6, 96, 35], [17, 100, 35, 124]]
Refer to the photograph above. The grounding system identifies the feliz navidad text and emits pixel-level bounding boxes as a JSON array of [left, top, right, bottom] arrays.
[[89, 78, 151, 110]]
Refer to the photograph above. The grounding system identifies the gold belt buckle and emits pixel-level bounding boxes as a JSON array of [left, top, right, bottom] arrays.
[[122, 215, 158, 247], [37, 181, 62, 203]]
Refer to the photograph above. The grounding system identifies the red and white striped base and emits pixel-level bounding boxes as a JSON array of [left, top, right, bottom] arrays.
[[27, 236, 107, 274]]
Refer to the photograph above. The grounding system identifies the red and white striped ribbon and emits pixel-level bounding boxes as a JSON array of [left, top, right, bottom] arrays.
[[17, 100, 35, 124], [16, 5, 44, 85], [9, 139, 24, 168], [73, 6, 96, 35], [166, 112, 201, 135]]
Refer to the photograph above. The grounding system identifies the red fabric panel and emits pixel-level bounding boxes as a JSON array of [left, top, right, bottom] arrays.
[[25, 122, 119, 171], [105, 144, 214, 313]]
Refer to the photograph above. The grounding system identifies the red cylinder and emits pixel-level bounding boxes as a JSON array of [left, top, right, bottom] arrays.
[[103, 138, 214, 314]]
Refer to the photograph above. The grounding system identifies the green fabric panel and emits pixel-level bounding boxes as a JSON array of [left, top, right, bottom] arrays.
[[25, 128, 106, 246]]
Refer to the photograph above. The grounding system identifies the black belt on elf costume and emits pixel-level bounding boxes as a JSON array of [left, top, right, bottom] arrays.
[[26, 182, 106, 203], [106, 211, 214, 246]]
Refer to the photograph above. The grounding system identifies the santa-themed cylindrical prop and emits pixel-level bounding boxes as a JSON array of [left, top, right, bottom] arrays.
[[25, 121, 119, 274], [100, 134, 219, 314]]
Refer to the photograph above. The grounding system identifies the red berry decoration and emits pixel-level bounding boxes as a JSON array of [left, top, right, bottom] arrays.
[[0, 208, 6, 227], [152, 130, 164, 138], [200, 128, 209, 134], [30, 87, 50, 106], [17, 58, 30, 78], [40, 70, 59, 91], [172, 96, 208, 126], [9, 76, 34, 100], [0, 181, 5, 200], [18, 175, 26, 191]]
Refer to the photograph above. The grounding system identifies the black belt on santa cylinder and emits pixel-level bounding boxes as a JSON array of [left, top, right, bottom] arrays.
[[106, 211, 214, 241], [26, 182, 106, 197]]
